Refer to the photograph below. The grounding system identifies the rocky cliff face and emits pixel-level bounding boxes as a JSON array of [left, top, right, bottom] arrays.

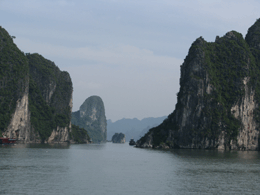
[[0, 26, 73, 143], [71, 96, 107, 142], [0, 26, 30, 141], [137, 19, 260, 151], [27, 53, 73, 143], [112, 133, 125, 143]]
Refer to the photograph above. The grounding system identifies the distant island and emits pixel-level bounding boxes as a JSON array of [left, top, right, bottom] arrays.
[[71, 96, 107, 143], [137, 19, 260, 151], [112, 133, 125, 143], [107, 116, 167, 142]]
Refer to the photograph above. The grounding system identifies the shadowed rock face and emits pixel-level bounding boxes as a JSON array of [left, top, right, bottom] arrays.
[[0, 26, 30, 141], [0, 27, 73, 143], [137, 19, 260, 151], [71, 96, 107, 143], [27, 54, 73, 143], [112, 133, 125, 143]]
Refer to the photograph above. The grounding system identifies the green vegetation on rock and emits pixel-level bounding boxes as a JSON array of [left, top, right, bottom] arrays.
[[27, 53, 73, 142], [0, 26, 73, 142], [138, 19, 260, 149], [0, 26, 29, 134], [70, 124, 90, 143], [28, 78, 55, 141], [200, 31, 248, 141]]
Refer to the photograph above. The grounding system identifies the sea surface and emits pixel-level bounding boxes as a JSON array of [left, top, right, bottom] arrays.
[[1, 142, 260, 195]]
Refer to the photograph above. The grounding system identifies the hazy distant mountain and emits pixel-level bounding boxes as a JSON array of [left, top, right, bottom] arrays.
[[107, 116, 167, 142]]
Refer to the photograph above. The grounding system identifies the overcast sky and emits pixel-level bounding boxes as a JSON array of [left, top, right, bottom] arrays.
[[1, 0, 259, 121]]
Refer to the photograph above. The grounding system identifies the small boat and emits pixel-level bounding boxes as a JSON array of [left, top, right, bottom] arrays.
[[0, 137, 16, 145], [129, 139, 136, 146]]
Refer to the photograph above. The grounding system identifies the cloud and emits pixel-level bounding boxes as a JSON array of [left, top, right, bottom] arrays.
[[66, 61, 180, 119], [15, 38, 183, 71], [6, 0, 260, 120], [14, 37, 183, 120], [80, 82, 102, 90], [0, 0, 76, 23], [161, 0, 260, 33]]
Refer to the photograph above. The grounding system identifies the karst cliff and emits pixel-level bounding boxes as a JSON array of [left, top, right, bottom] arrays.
[[0, 26, 80, 143], [71, 96, 107, 143], [137, 19, 260, 150]]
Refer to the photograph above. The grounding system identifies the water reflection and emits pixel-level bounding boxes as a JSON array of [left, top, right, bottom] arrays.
[[169, 148, 260, 159], [70, 143, 106, 150], [0, 142, 107, 152], [162, 149, 260, 195], [236, 150, 260, 159], [25, 143, 70, 149], [0, 143, 71, 149]]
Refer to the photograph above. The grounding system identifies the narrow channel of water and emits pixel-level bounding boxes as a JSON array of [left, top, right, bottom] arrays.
[[1, 143, 260, 195]]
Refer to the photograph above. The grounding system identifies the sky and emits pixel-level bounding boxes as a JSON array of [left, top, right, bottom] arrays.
[[0, 0, 260, 121]]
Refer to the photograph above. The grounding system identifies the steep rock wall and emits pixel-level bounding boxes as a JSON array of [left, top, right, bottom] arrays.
[[137, 19, 260, 151], [72, 96, 107, 142], [5, 84, 36, 143], [0, 26, 33, 142], [0, 26, 73, 143], [27, 54, 73, 143], [230, 78, 259, 150]]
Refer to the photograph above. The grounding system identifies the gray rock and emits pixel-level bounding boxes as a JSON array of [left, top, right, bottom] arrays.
[[71, 96, 107, 143], [112, 133, 125, 143]]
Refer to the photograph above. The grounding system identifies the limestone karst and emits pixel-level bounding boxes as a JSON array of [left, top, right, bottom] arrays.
[[71, 96, 107, 143], [0, 26, 82, 143], [112, 133, 126, 143], [137, 19, 260, 151]]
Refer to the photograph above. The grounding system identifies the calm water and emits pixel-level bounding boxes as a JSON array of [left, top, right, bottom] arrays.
[[1, 143, 260, 195]]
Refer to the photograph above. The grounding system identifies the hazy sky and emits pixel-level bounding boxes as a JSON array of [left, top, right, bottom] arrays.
[[1, 0, 259, 121]]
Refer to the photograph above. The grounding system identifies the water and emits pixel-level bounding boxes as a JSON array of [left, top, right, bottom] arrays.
[[1, 143, 260, 195]]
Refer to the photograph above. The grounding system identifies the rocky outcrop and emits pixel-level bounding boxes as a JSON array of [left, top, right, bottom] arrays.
[[27, 53, 73, 143], [137, 19, 260, 151], [47, 126, 70, 143], [0, 26, 30, 141], [5, 85, 34, 142], [0, 26, 73, 143], [69, 124, 90, 144], [71, 96, 107, 142], [112, 133, 125, 143]]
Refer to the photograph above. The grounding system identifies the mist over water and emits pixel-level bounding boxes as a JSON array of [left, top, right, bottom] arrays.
[[1, 143, 260, 195]]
